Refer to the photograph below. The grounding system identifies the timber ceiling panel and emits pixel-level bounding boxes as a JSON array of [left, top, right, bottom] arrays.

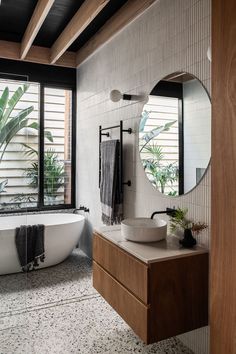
[[69, 0, 128, 52], [0, 0, 155, 67], [0, 0, 128, 50], [34, 0, 85, 48]]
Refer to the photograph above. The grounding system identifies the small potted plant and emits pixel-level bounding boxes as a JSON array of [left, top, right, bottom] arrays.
[[170, 207, 207, 248]]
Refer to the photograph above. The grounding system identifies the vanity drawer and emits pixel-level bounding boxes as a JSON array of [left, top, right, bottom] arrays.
[[93, 233, 148, 303], [93, 261, 149, 343]]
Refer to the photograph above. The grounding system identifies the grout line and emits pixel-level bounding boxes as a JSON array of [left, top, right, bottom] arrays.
[[0, 293, 100, 319]]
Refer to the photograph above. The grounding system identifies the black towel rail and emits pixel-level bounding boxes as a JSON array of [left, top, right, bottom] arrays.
[[99, 121, 132, 192]]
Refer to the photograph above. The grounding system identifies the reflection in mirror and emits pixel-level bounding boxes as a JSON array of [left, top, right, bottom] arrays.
[[139, 72, 211, 196]]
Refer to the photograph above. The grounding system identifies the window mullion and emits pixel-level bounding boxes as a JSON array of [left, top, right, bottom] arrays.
[[39, 84, 45, 208]]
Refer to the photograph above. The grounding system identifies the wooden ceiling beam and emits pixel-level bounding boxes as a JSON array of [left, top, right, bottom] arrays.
[[20, 0, 55, 60], [50, 0, 109, 64], [0, 40, 76, 68], [76, 0, 157, 67]]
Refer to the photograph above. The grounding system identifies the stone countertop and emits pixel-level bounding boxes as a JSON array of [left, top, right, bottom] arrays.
[[94, 226, 209, 264]]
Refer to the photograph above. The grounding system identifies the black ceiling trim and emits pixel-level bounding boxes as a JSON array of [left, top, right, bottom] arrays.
[[0, 59, 76, 88]]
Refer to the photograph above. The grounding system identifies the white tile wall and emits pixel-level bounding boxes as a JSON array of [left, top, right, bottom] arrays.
[[76, 0, 211, 352], [183, 78, 211, 193]]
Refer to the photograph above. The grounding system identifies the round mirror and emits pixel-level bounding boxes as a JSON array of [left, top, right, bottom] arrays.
[[139, 72, 211, 196]]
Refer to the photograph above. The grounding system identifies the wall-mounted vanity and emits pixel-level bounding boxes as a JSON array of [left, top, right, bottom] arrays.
[[93, 71, 210, 344], [93, 228, 208, 344]]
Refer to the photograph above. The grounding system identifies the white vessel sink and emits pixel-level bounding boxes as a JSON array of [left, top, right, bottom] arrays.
[[121, 218, 167, 243]]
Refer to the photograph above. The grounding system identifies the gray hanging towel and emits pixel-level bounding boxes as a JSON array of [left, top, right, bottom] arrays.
[[15, 224, 45, 272], [100, 140, 123, 225]]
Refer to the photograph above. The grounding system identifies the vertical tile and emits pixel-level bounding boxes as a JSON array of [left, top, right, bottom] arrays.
[[77, 0, 211, 350]]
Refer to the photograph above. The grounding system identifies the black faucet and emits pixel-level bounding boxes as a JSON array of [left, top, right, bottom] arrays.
[[73, 206, 90, 213], [151, 207, 176, 219]]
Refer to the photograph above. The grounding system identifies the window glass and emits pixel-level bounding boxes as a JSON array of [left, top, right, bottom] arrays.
[[139, 95, 180, 196], [0, 79, 39, 210], [0, 79, 74, 211], [44, 87, 72, 206]]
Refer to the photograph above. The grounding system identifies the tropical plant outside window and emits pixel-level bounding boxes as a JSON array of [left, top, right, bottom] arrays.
[[44, 87, 73, 206], [139, 95, 179, 196], [0, 78, 73, 211]]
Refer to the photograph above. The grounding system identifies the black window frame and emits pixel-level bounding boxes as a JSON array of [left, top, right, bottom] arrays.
[[0, 63, 76, 214]]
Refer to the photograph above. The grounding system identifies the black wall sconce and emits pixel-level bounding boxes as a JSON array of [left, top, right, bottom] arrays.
[[110, 89, 148, 103]]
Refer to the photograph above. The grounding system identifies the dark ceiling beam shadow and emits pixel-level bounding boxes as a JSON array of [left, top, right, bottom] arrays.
[[76, 0, 157, 67], [21, 0, 55, 60], [50, 0, 110, 64], [0, 40, 76, 68]]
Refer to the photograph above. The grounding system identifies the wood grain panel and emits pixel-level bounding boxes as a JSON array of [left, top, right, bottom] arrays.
[[21, 0, 55, 59], [149, 253, 209, 342], [0, 40, 76, 68], [211, 0, 236, 353], [50, 0, 109, 64], [76, 0, 157, 66], [93, 233, 148, 303], [93, 261, 149, 343]]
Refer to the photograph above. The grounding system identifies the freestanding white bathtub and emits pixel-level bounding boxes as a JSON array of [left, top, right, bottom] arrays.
[[0, 213, 85, 275]]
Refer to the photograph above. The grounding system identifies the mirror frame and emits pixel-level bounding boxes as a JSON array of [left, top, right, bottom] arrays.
[[139, 71, 212, 197]]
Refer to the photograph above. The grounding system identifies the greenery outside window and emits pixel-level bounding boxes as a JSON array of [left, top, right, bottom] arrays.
[[0, 77, 75, 212]]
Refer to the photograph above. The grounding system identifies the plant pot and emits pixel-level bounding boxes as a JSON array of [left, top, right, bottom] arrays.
[[179, 228, 197, 248]]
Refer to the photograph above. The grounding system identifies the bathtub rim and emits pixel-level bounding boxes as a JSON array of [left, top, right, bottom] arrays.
[[0, 213, 85, 231]]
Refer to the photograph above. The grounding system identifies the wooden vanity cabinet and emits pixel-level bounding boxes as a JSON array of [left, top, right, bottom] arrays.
[[93, 232, 208, 344]]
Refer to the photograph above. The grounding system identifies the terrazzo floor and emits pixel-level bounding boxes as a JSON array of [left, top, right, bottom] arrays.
[[0, 249, 193, 354]]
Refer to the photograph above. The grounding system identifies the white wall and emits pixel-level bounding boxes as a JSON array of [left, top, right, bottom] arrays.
[[76, 0, 211, 352], [183, 79, 211, 193]]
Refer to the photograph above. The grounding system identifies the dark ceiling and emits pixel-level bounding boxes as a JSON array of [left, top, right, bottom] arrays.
[[0, 0, 128, 52], [0, 0, 38, 43]]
